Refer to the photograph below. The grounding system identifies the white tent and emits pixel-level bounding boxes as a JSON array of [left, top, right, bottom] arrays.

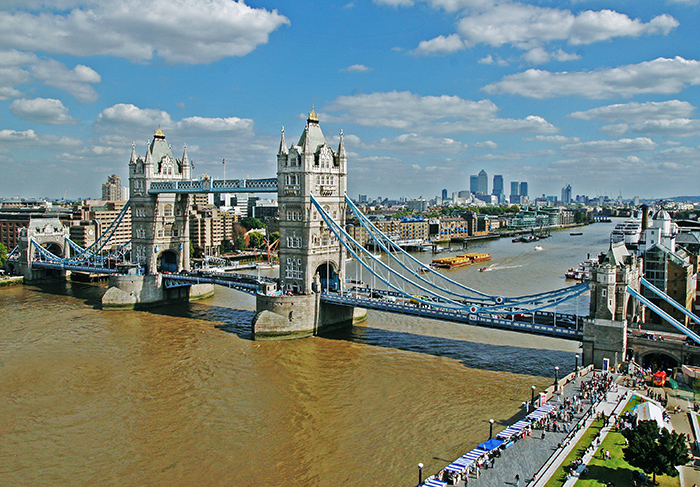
[[637, 401, 667, 428]]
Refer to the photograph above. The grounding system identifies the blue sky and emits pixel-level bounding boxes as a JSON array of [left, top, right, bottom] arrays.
[[1, 0, 699, 201]]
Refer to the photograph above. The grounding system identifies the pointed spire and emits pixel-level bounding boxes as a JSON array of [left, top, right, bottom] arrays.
[[338, 129, 346, 158], [307, 105, 318, 123], [130, 142, 137, 164], [182, 143, 190, 166], [278, 126, 288, 155]]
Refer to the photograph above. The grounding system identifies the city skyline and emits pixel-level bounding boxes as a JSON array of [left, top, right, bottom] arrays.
[[0, 1, 699, 200]]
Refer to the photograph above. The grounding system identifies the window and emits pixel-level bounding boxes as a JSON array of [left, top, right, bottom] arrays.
[[164, 204, 173, 217]]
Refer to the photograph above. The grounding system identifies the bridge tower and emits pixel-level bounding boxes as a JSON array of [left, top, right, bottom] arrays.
[[15, 217, 70, 280], [128, 127, 191, 274], [253, 107, 357, 339], [276, 106, 348, 294], [582, 242, 643, 369]]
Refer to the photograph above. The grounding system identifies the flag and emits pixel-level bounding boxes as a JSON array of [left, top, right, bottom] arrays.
[[222, 158, 225, 165], [191, 160, 195, 168]]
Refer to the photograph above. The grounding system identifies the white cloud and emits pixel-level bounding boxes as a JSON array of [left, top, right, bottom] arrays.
[[412, 34, 465, 55], [9, 97, 77, 124], [524, 135, 580, 143], [178, 116, 254, 136], [372, 133, 467, 154], [0, 0, 290, 64], [0, 128, 81, 148], [523, 47, 581, 65], [562, 137, 657, 154], [325, 91, 558, 134], [478, 54, 508, 66], [456, 4, 677, 49], [96, 104, 173, 129], [342, 64, 371, 72], [472, 140, 498, 148], [484, 57, 700, 99], [30, 59, 100, 103], [570, 100, 695, 121]]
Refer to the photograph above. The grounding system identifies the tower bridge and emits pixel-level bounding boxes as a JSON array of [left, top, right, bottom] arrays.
[[8, 107, 700, 369]]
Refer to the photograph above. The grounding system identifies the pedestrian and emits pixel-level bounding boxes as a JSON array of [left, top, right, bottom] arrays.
[[515, 474, 520, 487]]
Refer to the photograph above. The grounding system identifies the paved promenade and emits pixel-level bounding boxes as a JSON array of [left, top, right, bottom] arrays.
[[435, 374, 700, 487]]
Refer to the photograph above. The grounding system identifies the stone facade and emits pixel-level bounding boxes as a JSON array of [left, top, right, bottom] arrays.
[[276, 107, 348, 294], [582, 242, 643, 369], [129, 128, 191, 274]]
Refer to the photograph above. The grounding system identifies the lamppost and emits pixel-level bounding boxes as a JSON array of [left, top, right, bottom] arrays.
[[489, 418, 495, 439], [554, 366, 560, 391], [575, 354, 579, 373], [418, 463, 424, 486], [531, 385, 536, 409]]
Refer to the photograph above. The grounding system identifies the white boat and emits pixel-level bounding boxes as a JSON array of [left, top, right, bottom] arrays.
[[534, 245, 543, 251], [611, 218, 642, 246]]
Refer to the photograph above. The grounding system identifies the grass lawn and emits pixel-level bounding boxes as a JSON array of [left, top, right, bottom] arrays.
[[545, 395, 681, 487]]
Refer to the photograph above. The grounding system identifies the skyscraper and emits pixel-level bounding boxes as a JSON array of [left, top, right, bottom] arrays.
[[492, 175, 503, 196], [519, 181, 528, 197], [561, 184, 572, 205], [470, 175, 479, 194], [441, 188, 448, 201], [510, 181, 520, 204], [477, 169, 488, 195]]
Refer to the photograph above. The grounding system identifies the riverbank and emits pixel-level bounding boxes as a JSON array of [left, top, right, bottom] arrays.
[[0, 276, 23, 287]]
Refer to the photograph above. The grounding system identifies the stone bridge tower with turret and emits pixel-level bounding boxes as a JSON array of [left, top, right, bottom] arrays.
[[253, 107, 359, 339], [582, 241, 643, 369], [128, 127, 191, 275], [276, 106, 348, 294]]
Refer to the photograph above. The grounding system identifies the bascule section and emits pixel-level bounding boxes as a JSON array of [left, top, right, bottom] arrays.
[[253, 107, 357, 339]]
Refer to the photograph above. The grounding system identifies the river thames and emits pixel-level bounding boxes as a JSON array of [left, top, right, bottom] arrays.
[[0, 220, 616, 486]]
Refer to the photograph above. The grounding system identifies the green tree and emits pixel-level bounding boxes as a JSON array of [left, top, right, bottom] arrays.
[[240, 217, 265, 230], [0, 242, 7, 267], [248, 232, 265, 249], [234, 235, 246, 251], [622, 419, 690, 483]]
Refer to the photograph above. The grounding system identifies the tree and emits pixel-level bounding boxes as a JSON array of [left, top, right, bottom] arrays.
[[0, 242, 7, 267], [240, 217, 265, 231], [248, 232, 265, 249], [234, 235, 246, 251], [622, 420, 690, 483]]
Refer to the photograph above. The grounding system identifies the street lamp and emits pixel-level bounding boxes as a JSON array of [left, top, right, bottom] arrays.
[[575, 354, 580, 373], [418, 463, 424, 486], [489, 418, 495, 439], [554, 366, 560, 389], [531, 385, 536, 409]]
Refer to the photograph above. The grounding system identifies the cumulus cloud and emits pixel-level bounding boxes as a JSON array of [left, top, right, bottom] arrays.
[[524, 135, 580, 143], [478, 54, 508, 66], [324, 91, 558, 134], [472, 140, 498, 148], [9, 97, 77, 124], [412, 34, 465, 55], [0, 0, 290, 64], [570, 100, 695, 121], [31, 59, 100, 103], [456, 4, 677, 49], [342, 64, 371, 72], [562, 137, 657, 154], [483, 57, 700, 99], [523, 48, 580, 65], [371, 133, 467, 154], [97, 104, 173, 129], [0, 128, 81, 148]]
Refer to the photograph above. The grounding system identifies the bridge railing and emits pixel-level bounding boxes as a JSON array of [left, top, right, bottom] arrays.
[[148, 178, 277, 194]]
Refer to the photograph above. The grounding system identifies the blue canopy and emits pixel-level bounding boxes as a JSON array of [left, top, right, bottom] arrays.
[[478, 438, 504, 451]]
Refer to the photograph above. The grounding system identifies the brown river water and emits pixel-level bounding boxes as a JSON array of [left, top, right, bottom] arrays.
[[0, 220, 616, 486]]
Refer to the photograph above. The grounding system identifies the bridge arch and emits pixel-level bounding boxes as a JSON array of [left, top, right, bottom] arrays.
[[156, 249, 179, 273], [316, 260, 340, 292], [638, 351, 680, 371]]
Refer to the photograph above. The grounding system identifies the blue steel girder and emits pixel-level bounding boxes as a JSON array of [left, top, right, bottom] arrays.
[[320, 292, 583, 341], [32, 260, 118, 274], [148, 178, 277, 194]]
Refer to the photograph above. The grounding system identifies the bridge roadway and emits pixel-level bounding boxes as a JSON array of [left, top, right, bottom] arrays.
[[162, 271, 276, 295], [321, 289, 584, 341]]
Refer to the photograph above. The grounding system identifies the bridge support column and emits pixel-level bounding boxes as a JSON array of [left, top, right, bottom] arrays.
[[102, 274, 214, 309], [582, 318, 627, 371], [253, 292, 360, 340]]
